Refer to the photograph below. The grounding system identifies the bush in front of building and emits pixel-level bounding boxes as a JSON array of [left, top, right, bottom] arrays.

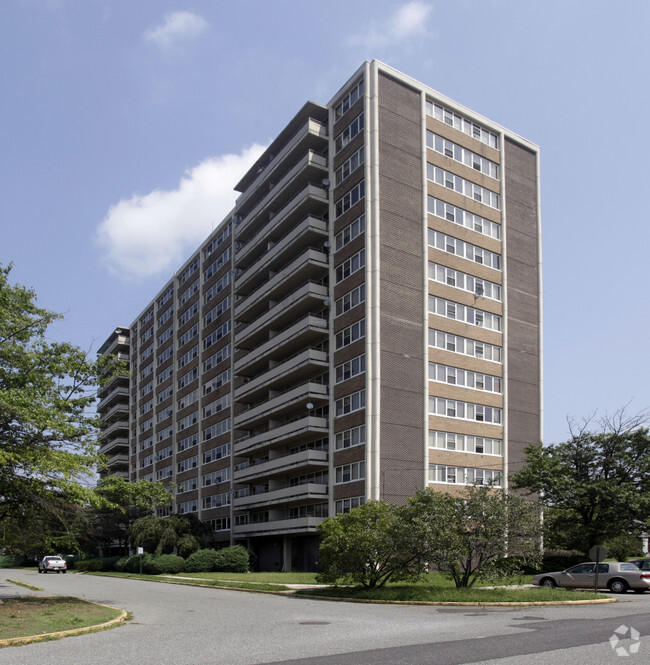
[[213, 546, 249, 573], [74, 557, 122, 572], [185, 548, 221, 572], [152, 554, 185, 574]]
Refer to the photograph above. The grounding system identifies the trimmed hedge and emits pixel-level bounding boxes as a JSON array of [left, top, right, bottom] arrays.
[[185, 549, 221, 573], [74, 556, 121, 572], [214, 546, 249, 573]]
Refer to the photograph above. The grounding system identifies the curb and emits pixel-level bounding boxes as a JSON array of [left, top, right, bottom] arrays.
[[0, 599, 129, 648]]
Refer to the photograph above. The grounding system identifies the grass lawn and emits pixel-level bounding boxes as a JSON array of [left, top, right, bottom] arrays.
[[89, 571, 291, 591], [0, 597, 124, 641]]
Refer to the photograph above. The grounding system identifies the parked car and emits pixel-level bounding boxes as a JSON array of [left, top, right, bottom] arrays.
[[531, 561, 650, 593], [629, 558, 650, 571], [38, 556, 67, 574]]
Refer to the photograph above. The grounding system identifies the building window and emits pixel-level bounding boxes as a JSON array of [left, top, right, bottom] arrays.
[[204, 222, 232, 259], [177, 455, 198, 473], [140, 454, 153, 469], [428, 197, 501, 240], [179, 301, 199, 326], [157, 426, 173, 443], [158, 306, 174, 329], [203, 418, 231, 441], [429, 363, 501, 394], [177, 388, 199, 411], [178, 367, 199, 389], [203, 467, 231, 486], [335, 496, 366, 514], [335, 79, 364, 118], [157, 365, 174, 385], [336, 248, 365, 283], [204, 321, 231, 350], [335, 180, 365, 218], [335, 319, 365, 350], [204, 295, 231, 326], [336, 389, 366, 417], [204, 272, 232, 304], [158, 326, 173, 347], [155, 444, 173, 462], [426, 100, 499, 149], [428, 263, 501, 301], [203, 368, 230, 395], [429, 397, 502, 425], [335, 146, 364, 185], [177, 499, 198, 514], [428, 230, 501, 270], [177, 411, 198, 432], [203, 442, 231, 464], [178, 323, 199, 348], [157, 345, 173, 366], [177, 433, 198, 452], [209, 517, 231, 532], [177, 477, 198, 493], [204, 247, 232, 282], [156, 407, 173, 423], [336, 283, 365, 317], [429, 464, 502, 487], [336, 354, 366, 383], [156, 465, 173, 481], [179, 279, 199, 306], [203, 344, 231, 372], [335, 461, 365, 484], [427, 132, 499, 179], [427, 164, 500, 210], [335, 112, 364, 152], [178, 257, 199, 286], [157, 285, 174, 309], [178, 344, 198, 369], [202, 492, 230, 509], [429, 296, 502, 332], [335, 424, 366, 450], [335, 213, 365, 251], [428, 329, 501, 363], [429, 430, 502, 456]]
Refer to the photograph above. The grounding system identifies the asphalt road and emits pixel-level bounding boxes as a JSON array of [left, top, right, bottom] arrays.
[[1, 569, 649, 665]]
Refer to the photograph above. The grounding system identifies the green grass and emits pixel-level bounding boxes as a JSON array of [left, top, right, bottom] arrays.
[[173, 571, 319, 584], [87, 571, 290, 591], [294, 585, 609, 603], [0, 597, 123, 641]]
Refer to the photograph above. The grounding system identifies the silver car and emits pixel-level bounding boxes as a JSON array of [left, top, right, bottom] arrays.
[[38, 556, 67, 574], [531, 561, 650, 593]]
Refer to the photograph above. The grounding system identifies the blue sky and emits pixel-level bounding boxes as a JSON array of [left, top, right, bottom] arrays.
[[1, 0, 648, 445]]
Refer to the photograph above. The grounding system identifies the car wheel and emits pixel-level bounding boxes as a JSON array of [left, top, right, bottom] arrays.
[[56, 570, 61, 574], [38, 569, 43, 573], [62, 570, 67, 574], [540, 577, 557, 588], [608, 579, 629, 594]]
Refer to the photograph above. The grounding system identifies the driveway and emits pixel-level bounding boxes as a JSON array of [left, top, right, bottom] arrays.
[[1, 569, 649, 665]]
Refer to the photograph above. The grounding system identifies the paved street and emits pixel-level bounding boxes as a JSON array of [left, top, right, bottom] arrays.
[[1, 569, 649, 665]]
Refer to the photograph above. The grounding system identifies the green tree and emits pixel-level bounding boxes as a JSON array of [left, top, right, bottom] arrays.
[[0, 265, 114, 522], [316, 500, 425, 588], [128, 514, 200, 556], [511, 413, 650, 554], [408, 486, 542, 588]]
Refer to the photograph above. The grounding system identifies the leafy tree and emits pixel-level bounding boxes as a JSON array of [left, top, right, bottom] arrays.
[[408, 486, 542, 588], [511, 412, 650, 554], [128, 514, 200, 556], [316, 500, 425, 588], [0, 264, 114, 522]]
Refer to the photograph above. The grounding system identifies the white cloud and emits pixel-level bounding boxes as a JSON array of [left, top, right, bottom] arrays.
[[144, 11, 208, 50], [350, 1, 432, 49], [96, 145, 266, 279]]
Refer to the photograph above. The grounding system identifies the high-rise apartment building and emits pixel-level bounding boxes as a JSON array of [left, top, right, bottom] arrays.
[[98, 61, 542, 571]]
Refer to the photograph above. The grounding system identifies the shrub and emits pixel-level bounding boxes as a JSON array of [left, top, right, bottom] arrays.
[[214, 546, 249, 573], [185, 549, 221, 573], [153, 554, 185, 574], [115, 556, 130, 572], [74, 559, 104, 572], [539, 550, 584, 573], [74, 556, 121, 572]]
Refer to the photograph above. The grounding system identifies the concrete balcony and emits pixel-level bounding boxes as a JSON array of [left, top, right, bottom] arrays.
[[235, 416, 328, 457], [235, 117, 327, 211], [234, 449, 328, 483], [235, 314, 327, 376], [100, 419, 129, 440], [97, 385, 129, 411], [233, 483, 327, 510], [99, 401, 129, 425], [236, 281, 328, 348], [235, 248, 328, 320], [99, 334, 130, 357], [235, 382, 328, 430], [236, 348, 328, 401], [105, 453, 129, 469], [97, 371, 129, 398], [235, 151, 327, 241], [233, 515, 325, 537], [99, 436, 129, 456], [235, 215, 328, 291]]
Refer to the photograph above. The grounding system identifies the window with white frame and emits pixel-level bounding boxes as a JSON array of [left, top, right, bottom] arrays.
[[335, 79, 364, 118], [157, 426, 173, 443], [178, 344, 198, 369], [428, 296, 502, 332], [179, 301, 199, 326], [204, 247, 232, 282], [428, 196, 501, 240], [335, 181, 365, 218], [289, 503, 328, 519], [427, 164, 500, 210], [157, 365, 174, 385], [158, 306, 173, 329], [335, 424, 365, 450], [204, 272, 232, 304], [158, 326, 173, 347], [178, 367, 199, 389], [203, 418, 231, 441], [204, 295, 231, 327], [157, 385, 173, 403], [140, 418, 153, 433], [177, 477, 198, 493], [140, 363, 153, 380], [335, 146, 364, 185], [140, 454, 153, 468], [155, 444, 173, 462], [156, 406, 173, 423], [140, 400, 153, 415], [428, 230, 501, 270], [177, 411, 198, 432], [204, 222, 231, 259], [335, 460, 365, 484], [203, 442, 230, 463], [203, 394, 230, 418], [157, 285, 174, 309], [203, 344, 231, 372], [428, 329, 501, 363], [177, 498, 198, 514], [141, 325, 153, 343], [141, 381, 153, 397], [427, 132, 499, 179], [335, 112, 364, 152], [428, 262, 501, 300], [204, 320, 231, 350], [336, 389, 365, 417], [141, 345, 153, 362], [336, 354, 366, 383], [209, 517, 231, 531], [157, 345, 173, 366], [179, 323, 199, 348], [178, 257, 199, 286], [203, 467, 231, 487], [202, 492, 230, 509], [428, 430, 502, 456], [156, 465, 173, 480], [336, 248, 365, 283], [177, 433, 198, 452], [426, 101, 499, 149], [336, 283, 365, 317], [177, 388, 199, 411], [203, 368, 230, 395], [429, 363, 501, 394], [335, 496, 366, 514], [335, 213, 365, 251], [140, 437, 153, 451], [429, 464, 501, 486], [177, 455, 198, 473], [429, 397, 502, 424], [335, 319, 365, 350], [179, 278, 199, 306]]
